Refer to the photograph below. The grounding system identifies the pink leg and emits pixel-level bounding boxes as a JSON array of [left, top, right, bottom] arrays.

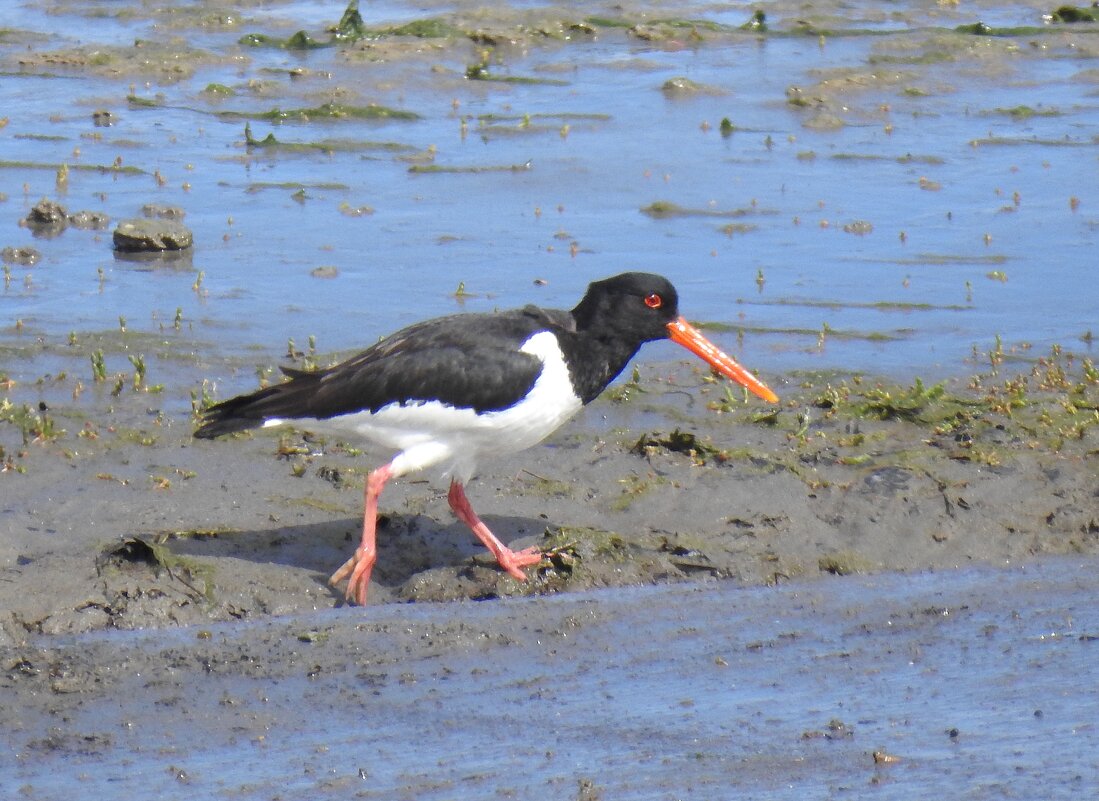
[[329, 463, 393, 605], [448, 480, 543, 581]]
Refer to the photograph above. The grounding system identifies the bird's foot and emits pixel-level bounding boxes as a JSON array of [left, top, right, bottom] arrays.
[[494, 545, 544, 581], [328, 548, 375, 606]]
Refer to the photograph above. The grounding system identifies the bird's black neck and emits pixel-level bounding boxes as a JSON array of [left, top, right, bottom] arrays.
[[557, 313, 646, 405]]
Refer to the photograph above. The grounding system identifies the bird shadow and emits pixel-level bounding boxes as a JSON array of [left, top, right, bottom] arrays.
[[164, 511, 546, 600]]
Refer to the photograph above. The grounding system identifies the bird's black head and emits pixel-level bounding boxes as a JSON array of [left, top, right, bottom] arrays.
[[571, 272, 680, 344], [567, 271, 780, 405]]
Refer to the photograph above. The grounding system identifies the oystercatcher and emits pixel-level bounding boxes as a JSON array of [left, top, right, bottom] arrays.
[[195, 272, 778, 604]]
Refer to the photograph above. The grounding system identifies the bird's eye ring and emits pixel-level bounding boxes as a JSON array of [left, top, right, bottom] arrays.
[[644, 293, 663, 309]]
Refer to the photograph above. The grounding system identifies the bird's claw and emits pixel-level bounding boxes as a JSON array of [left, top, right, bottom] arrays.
[[329, 547, 374, 605], [495, 545, 544, 581]]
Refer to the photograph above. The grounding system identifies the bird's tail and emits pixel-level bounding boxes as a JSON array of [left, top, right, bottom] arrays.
[[193, 398, 265, 438], [193, 367, 321, 439]]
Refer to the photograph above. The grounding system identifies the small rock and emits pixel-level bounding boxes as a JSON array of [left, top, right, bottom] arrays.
[[843, 220, 874, 236], [660, 77, 722, 97], [67, 210, 111, 230], [24, 198, 68, 229], [310, 266, 339, 279], [141, 204, 186, 220], [39, 604, 112, 635], [1, 246, 41, 266], [113, 218, 193, 252], [92, 109, 114, 127]]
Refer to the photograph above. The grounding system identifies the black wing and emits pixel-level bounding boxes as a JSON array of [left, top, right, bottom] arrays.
[[194, 305, 573, 438]]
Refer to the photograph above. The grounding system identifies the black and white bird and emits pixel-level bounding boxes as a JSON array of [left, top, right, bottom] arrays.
[[194, 272, 778, 605]]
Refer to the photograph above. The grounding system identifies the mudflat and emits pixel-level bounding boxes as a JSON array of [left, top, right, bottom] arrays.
[[3, 0, 1099, 796], [3, 352, 1098, 635]]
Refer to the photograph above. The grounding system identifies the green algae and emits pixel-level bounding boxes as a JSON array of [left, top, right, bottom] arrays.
[[641, 201, 776, 219], [476, 122, 564, 138], [582, 13, 890, 39], [873, 253, 1008, 266], [128, 94, 420, 122], [113, 427, 158, 447], [583, 16, 633, 29], [476, 112, 611, 123], [852, 379, 955, 422], [541, 525, 628, 563], [245, 181, 351, 191], [969, 135, 1098, 147], [954, 22, 1055, 36], [240, 1, 457, 46], [220, 102, 420, 123], [819, 551, 876, 576], [99, 537, 215, 603], [719, 223, 759, 236], [741, 10, 767, 32], [869, 50, 957, 66], [12, 133, 69, 142], [830, 152, 945, 165], [472, 112, 608, 139], [126, 94, 159, 107], [464, 63, 569, 86], [0, 160, 145, 175], [408, 162, 532, 174], [787, 346, 1099, 459], [239, 31, 327, 49], [243, 123, 415, 154], [19, 42, 228, 78], [736, 298, 970, 313], [383, 18, 459, 38], [647, 18, 736, 32], [333, 0, 367, 38], [661, 77, 722, 96], [989, 105, 1062, 119], [518, 471, 574, 499], [0, 399, 64, 444], [631, 429, 726, 464], [786, 22, 893, 38], [1051, 5, 1099, 22], [698, 321, 910, 342]]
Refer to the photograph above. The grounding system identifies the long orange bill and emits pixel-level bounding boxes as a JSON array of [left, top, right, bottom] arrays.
[[667, 316, 779, 404]]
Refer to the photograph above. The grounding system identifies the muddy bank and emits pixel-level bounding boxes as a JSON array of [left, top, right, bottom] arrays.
[[1, 344, 1096, 638], [4, 556, 1098, 799]]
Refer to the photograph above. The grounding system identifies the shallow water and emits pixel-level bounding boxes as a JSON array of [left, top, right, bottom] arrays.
[[2, 0, 1098, 391], [7, 558, 1099, 799]]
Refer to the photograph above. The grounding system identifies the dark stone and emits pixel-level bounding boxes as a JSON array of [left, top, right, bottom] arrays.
[[24, 198, 68, 228], [113, 218, 193, 252], [67, 211, 111, 230]]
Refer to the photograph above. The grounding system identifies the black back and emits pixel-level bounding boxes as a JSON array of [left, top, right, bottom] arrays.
[[194, 272, 680, 438]]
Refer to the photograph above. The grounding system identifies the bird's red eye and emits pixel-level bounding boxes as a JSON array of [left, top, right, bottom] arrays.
[[644, 293, 663, 309]]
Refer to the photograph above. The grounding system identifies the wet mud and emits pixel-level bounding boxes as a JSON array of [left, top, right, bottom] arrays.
[[0, 352, 1097, 636], [5, 557, 1099, 799]]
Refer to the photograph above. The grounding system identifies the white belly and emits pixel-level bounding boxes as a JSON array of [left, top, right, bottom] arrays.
[[264, 331, 583, 483]]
